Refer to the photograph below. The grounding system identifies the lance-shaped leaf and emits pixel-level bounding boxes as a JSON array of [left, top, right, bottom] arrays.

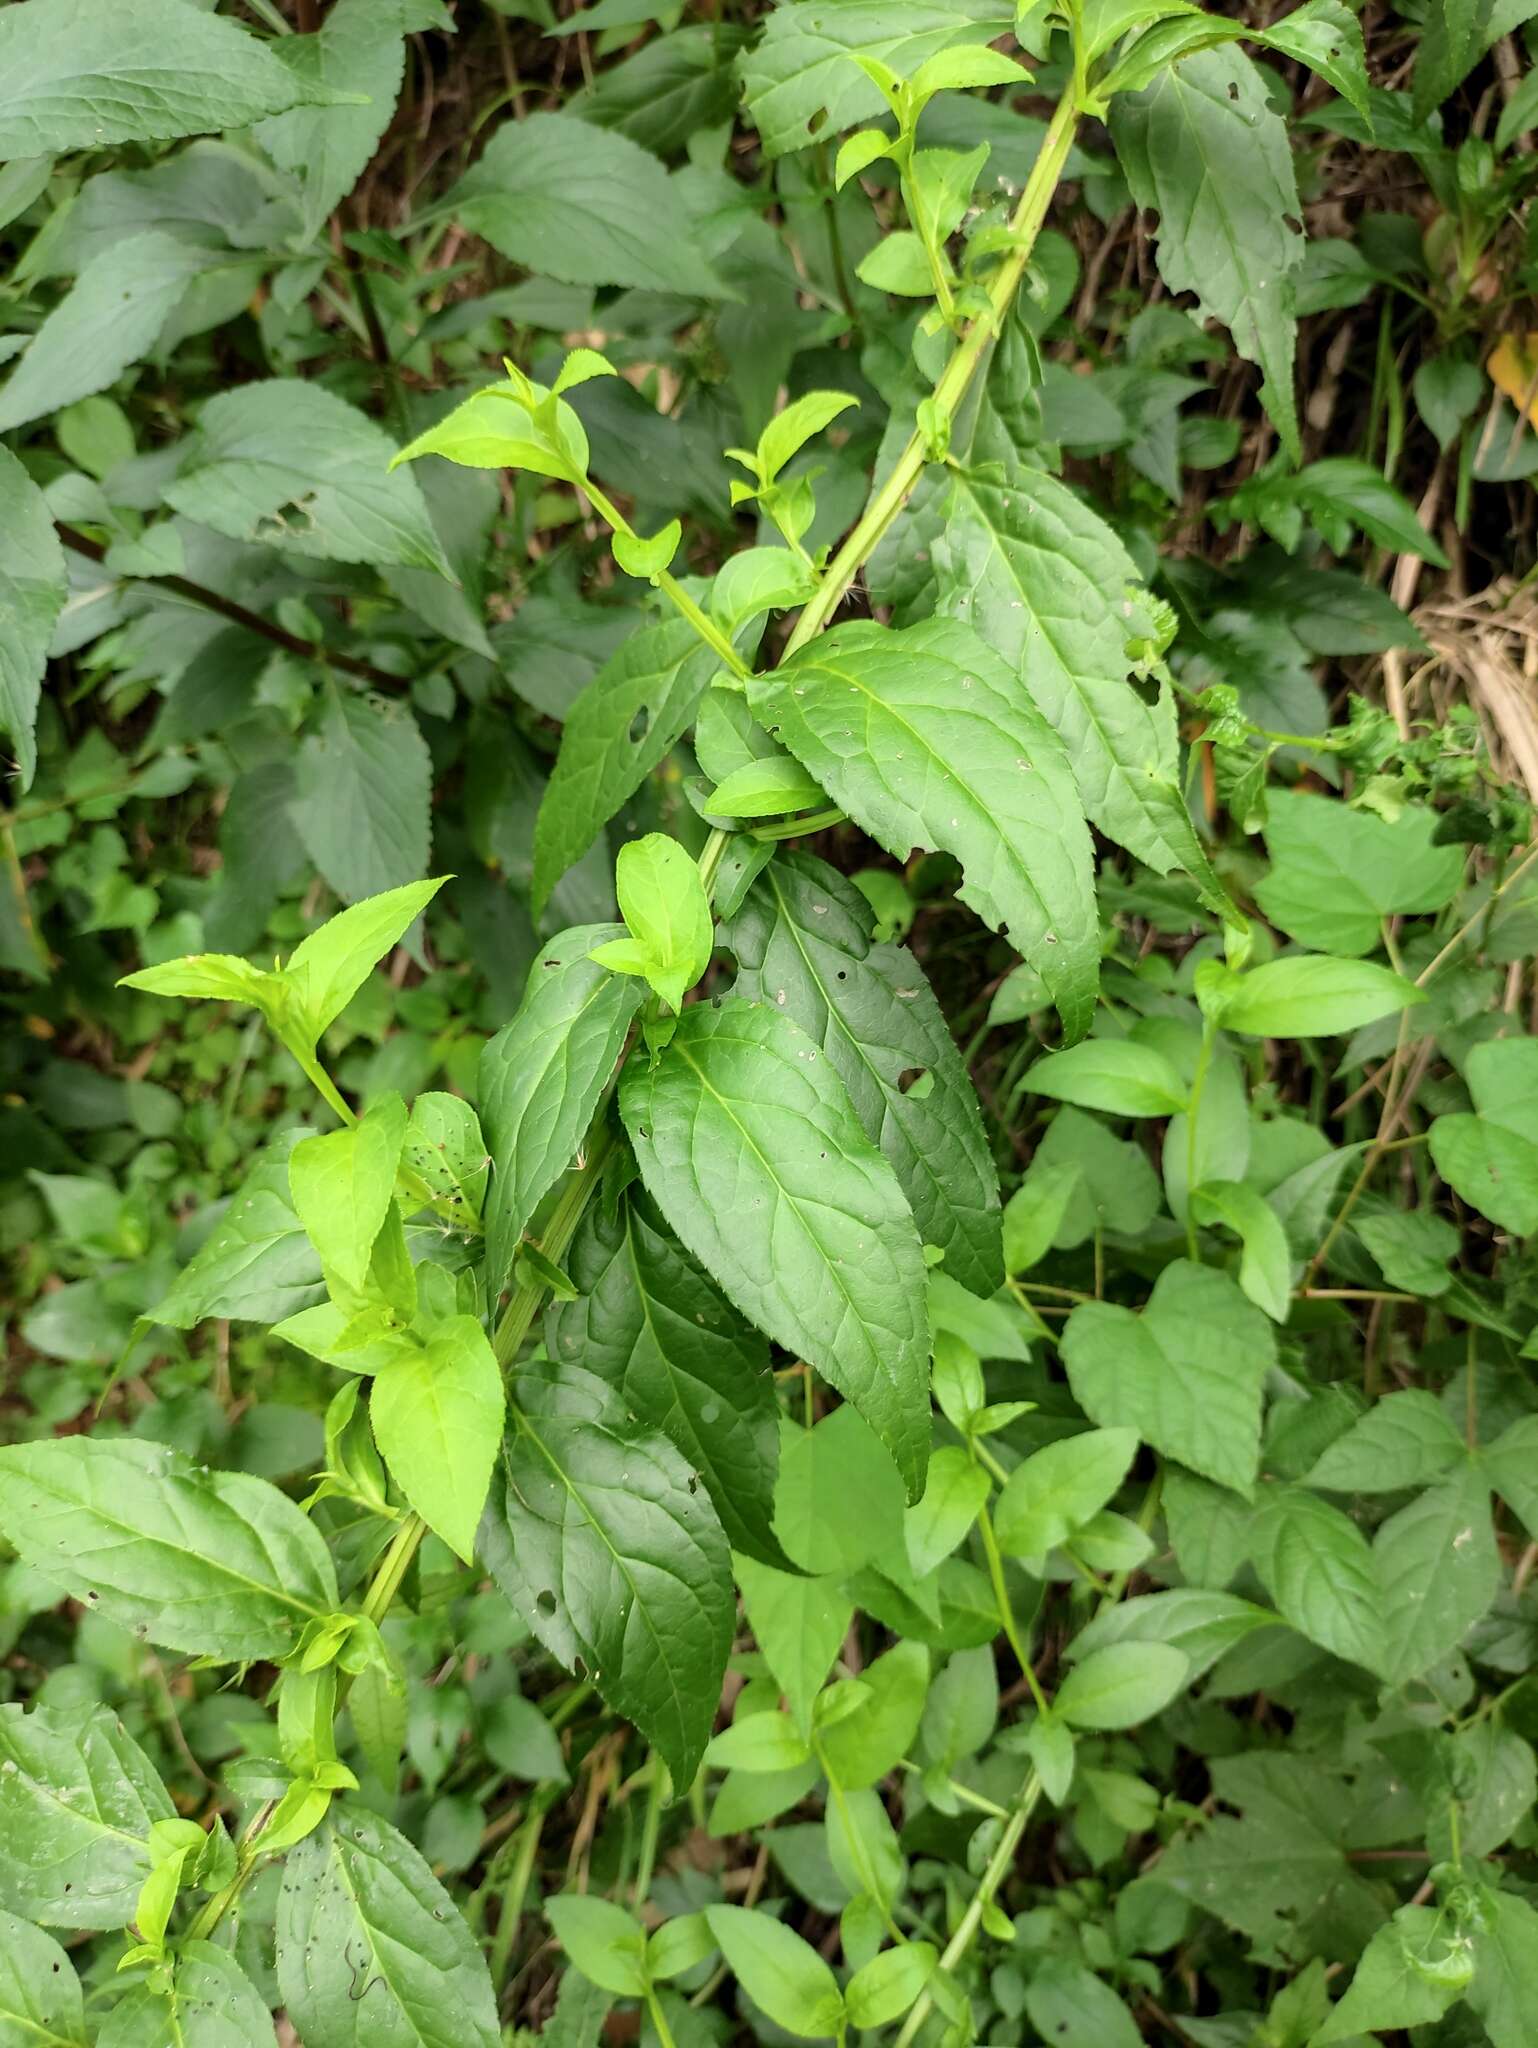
[[1110, 48, 1304, 462], [749, 618, 1097, 1041], [277, 1809, 499, 2048], [478, 926, 645, 1305], [0, 1704, 173, 1930], [482, 1357, 734, 1787], [546, 1193, 790, 1569], [620, 998, 931, 1496], [532, 619, 717, 916], [0, 445, 67, 791], [0, 1439, 338, 1661], [933, 466, 1226, 910], [371, 1316, 504, 1564], [724, 850, 1002, 1295]]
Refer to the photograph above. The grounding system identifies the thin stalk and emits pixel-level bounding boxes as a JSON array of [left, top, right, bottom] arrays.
[[1182, 1017, 1218, 1260]]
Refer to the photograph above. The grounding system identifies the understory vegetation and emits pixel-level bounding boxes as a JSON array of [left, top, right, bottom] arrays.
[[4, 0, 1538, 2041]]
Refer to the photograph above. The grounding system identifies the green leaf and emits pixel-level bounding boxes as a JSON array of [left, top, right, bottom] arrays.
[[547, 1893, 649, 1998], [0, 0, 323, 156], [816, 1637, 929, 1789], [735, 1558, 853, 1732], [0, 1438, 338, 1661], [1468, 1887, 1538, 2048], [1315, 1905, 1467, 2042], [1414, 0, 1494, 120], [707, 756, 830, 818], [1375, 1463, 1498, 1683], [164, 379, 450, 574], [484, 1357, 734, 1787], [1203, 955, 1424, 1037], [0, 1703, 172, 1929], [1071, 1588, 1280, 1683], [276, 1808, 499, 2048], [479, 926, 646, 1304], [533, 621, 717, 916], [1023, 1040, 1187, 1118], [546, 1191, 788, 1569], [749, 618, 1098, 1041], [1483, 1415, 1538, 1540], [403, 1092, 487, 1227], [904, 1446, 990, 1577], [1023, 1961, 1143, 2048], [620, 998, 932, 1497], [1255, 789, 1464, 955], [1110, 49, 1304, 461], [724, 851, 1002, 1296], [1256, 0, 1371, 119], [292, 688, 433, 907], [0, 445, 66, 792], [706, 1711, 814, 1772], [995, 1428, 1139, 1560], [449, 111, 728, 296], [934, 467, 1226, 909], [371, 1316, 504, 1563], [1429, 1037, 1538, 1235], [754, 391, 861, 485], [1054, 1642, 1189, 1730], [253, 0, 415, 242], [1247, 1486, 1385, 1672], [1190, 1181, 1292, 1323], [703, 1905, 844, 2040], [0, 1907, 85, 2043], [289, 1093, 407, 1300], [285, 879, 448, 1049], [739, 0, 1012, 156], [0, 232, 212, 435], [844, 1942, 937, 2029], [602, 832, 714, 1011], [1224, 457, 1451, 565], [1356, 1205, 1460, 1297], [1305, 1388, 1466, 1492], [612, 519, 680, 581], [150, 1146, 323, 1329], [1062, 1262, 1274, 1495], [100, 1942, 272, 2048]]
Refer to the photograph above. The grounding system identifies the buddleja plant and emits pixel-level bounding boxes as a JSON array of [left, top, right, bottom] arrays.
[[5, 0, 1538, 2041]]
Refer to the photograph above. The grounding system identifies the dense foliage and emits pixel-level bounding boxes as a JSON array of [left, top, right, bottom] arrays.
[[3, 0, 1538, 2041]]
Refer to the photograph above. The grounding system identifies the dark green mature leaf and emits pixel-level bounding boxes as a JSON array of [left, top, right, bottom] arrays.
[[0, 444, 67, 790], [0, 0, 323, 157], [1413, 0, 1494, 120], [532, 620, 717, 915], [749, 618, 1098, 1041], [0, 1439, 338, 1661], [478, 927, 645, 1304], [621, 998, 932, 1497], [100, 1943, 271, 2047], [164, 380, 450, 574], [1248, 1486, 1385, 1672], [546, 1193, 789, 1569], [1375, 1463, 1499, 1683], [483, 1357, 735, 1787], [1428, 1036, 1538, 1235], [0, 1704, 171, 1929], [739, 0, 1012, 156], [1062, 1262, 1274, 1495], [0, 1907, 85, 2043], [1111, 48, 1304, 461], [277, 1808, 499, 2048], [292, 687, 432, 906], [152, 1148, 324, 1328], [450, 112, 728, 297], [1255, 789, 1465, 955], [724, 851, 1002, 1296], [934, 466, 1224, 906]]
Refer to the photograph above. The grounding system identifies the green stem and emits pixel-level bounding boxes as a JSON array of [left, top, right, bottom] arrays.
[[978, 1505, 1048, 1717], [493, 1122, 616, 1368], [582, 480, 751, 680], [1182, 1017, 1218, 1261], [784, 91, 1081, 655], [646, 1988, 681, 2048]]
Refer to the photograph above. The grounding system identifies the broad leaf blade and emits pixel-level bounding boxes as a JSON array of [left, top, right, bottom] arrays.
[[0, 445, 70, 790], [620, 998, 932, 1496], [371, 1316, 505, 1563]]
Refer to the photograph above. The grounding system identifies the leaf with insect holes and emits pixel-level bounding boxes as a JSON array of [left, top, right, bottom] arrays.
[[749, 618, 1097, 1041], [621, 998, 932, 1498]]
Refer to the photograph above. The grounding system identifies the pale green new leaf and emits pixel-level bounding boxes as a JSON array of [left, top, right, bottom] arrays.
[[704, 1905, 844, 2040], [479, 926, 645, 1304], [1428, 1036, 1538, 1235], [620, 998, 932, 1497], [0, 0, 325, 157], [284, 878, 448, 1049], [547, 1894, 649, 1998], [449, 112, 728, 297], [1248, 1486, 1385, 1672], [1054, 1642, 1189, 1729], [735, 1558, 853, 1732], [0, 444, 68, 790], [845, 1943, 938, 2030], [289, 1092, 407, 1299], [484, 1358, 735, 1787], [934, 466, 1226, 909], [0, 1704, 171, 1929], [1204, 955, 1424, 1038], [371, 1316, 505, 1563], [749, 618, 1098, 1041], [1110, 48, 1304, 461], [165, 380, 451, 573], [276, 1809, 499, 2048], [0, 1907, 85, 2040], [98, 1942, 272, 2048], [1190, 1180, 1292, 1322], [533, 620, 717, 915], [995, 1428, 1139, 1560], [1062, 1262, 1274, 1495], [0, 1439, 337, 1661], [724, 851, 1002, 1295], [1024, 1040, 1187, 1118], [602, 831, 714, 1011]]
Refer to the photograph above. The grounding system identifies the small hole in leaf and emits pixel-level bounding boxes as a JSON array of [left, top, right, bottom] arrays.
[[629, 705, 651, 745], [536, 1589, 557, 1617]]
